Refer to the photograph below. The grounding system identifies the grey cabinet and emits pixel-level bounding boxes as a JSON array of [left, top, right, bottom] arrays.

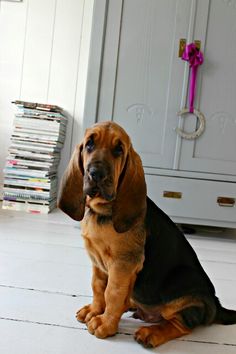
[[84, 0, 236, 228], [178, 0, 236, 176]]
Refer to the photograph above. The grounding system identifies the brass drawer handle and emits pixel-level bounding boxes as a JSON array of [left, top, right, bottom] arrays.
[[163, 191, 182, 199], [217, 197, 235, 207]]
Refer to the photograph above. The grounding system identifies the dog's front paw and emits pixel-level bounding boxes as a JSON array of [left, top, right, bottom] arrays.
[[87, 314, 118, 339], [76, 304, 103, 323]]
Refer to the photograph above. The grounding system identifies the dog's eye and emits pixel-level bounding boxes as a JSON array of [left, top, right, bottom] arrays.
[[113, 142, 123, 157], [85, 137, 95, 153]]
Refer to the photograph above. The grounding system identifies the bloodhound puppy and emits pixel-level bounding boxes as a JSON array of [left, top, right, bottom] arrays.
[[58, 121, 236, 348]]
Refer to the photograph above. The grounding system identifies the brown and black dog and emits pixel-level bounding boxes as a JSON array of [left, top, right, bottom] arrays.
[[58, 121, 236, 348]]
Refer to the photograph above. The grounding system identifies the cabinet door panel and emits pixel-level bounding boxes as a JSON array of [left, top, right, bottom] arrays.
[[97, 0, 191, 168], [179, 0, 236, 175]]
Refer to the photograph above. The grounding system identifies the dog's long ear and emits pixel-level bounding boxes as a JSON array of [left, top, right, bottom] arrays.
[[112, 146, 147, 233], [58, 143, 85, 221]]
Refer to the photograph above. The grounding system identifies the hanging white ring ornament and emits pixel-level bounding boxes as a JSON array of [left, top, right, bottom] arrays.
[[176, 108, 206, 140], [177, 43, 206, 140]]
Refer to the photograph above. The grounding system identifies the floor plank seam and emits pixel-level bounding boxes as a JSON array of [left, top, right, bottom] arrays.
[[0, 316, 88, 331], [0, 317, 133, 337], [0, 284, 92, 299], [181, 338, 236, 347], [200, 259, 236, 265], [1, 317, 235, 347]]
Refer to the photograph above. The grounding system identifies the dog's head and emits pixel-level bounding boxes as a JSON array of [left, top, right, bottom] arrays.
[[58, 121, 146, 233]]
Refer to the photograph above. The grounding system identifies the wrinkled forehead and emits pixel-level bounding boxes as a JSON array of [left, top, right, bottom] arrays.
[[84, 122, 131, 148]]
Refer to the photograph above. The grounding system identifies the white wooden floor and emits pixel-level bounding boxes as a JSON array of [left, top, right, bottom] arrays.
[[0, 206, 236, 354]]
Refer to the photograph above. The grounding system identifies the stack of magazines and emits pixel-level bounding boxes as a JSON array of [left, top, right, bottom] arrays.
[[2, 100, 67, 213]]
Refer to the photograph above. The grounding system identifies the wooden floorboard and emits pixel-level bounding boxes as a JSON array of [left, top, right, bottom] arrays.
[[0, 207, 236, 353]]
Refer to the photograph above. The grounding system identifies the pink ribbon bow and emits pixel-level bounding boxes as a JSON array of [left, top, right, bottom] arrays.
[[182, 43, 204, 113]]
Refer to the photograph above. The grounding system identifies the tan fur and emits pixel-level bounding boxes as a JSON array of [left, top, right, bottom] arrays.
[[76, 208, 145, 338], [59, 122, 146, 338], [160, 296, 204, 320], [58, 121, 193, 345], [135, 319, 191, 348]]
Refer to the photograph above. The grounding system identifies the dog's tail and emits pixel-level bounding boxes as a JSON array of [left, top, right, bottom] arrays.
[[214, 306, 236, 325]]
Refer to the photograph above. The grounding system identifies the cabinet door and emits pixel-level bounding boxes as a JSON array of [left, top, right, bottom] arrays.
[[96, 0, 191, 169], [179, 0, 236, 175]]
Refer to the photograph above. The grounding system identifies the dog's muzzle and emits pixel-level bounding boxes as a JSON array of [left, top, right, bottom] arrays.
[[84, 161, 115, 201]]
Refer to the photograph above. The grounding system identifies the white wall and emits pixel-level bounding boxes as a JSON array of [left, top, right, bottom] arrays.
[[0, 0, 94, 196]]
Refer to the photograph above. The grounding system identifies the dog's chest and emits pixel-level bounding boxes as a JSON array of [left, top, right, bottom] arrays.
[[81, 213, 121, 273]]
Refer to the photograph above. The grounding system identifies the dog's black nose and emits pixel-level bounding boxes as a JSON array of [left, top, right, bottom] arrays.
[[89, 166, 106, 182]]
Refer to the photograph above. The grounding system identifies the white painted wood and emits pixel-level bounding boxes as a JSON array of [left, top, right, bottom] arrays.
[[0, 0, 28, 195], [0, 211, 83, 247], [146, 174, 236, 226], [188, 230, 236, 251], [0, 286, 236, 345], [201, 260, 236, 282], [173, 0, 200, 169], [83, 0, 236, 228], [83, 0, 109, 129], [192, 247, 236, 264], [144, 167, 236, 182], [0, 286, 89, 329], [72, 0, 94, 147], [173, 216, 236, 229], [211, 279, 236, 309], [0, 0, 94, 197], [179, 0, 236, 175], [0, 252, 92, 295], [96, 0, 124, 119], [98, 0, 192, 169], [0, 238, 90, 266], [7, 320, 236, 354], [46, 0, 85, 183], [20, 0, 56, 101], [0, 207, 236, 353]]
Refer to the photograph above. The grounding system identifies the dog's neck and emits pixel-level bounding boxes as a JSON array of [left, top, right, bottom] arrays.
[[88, 209, 113, 225]]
